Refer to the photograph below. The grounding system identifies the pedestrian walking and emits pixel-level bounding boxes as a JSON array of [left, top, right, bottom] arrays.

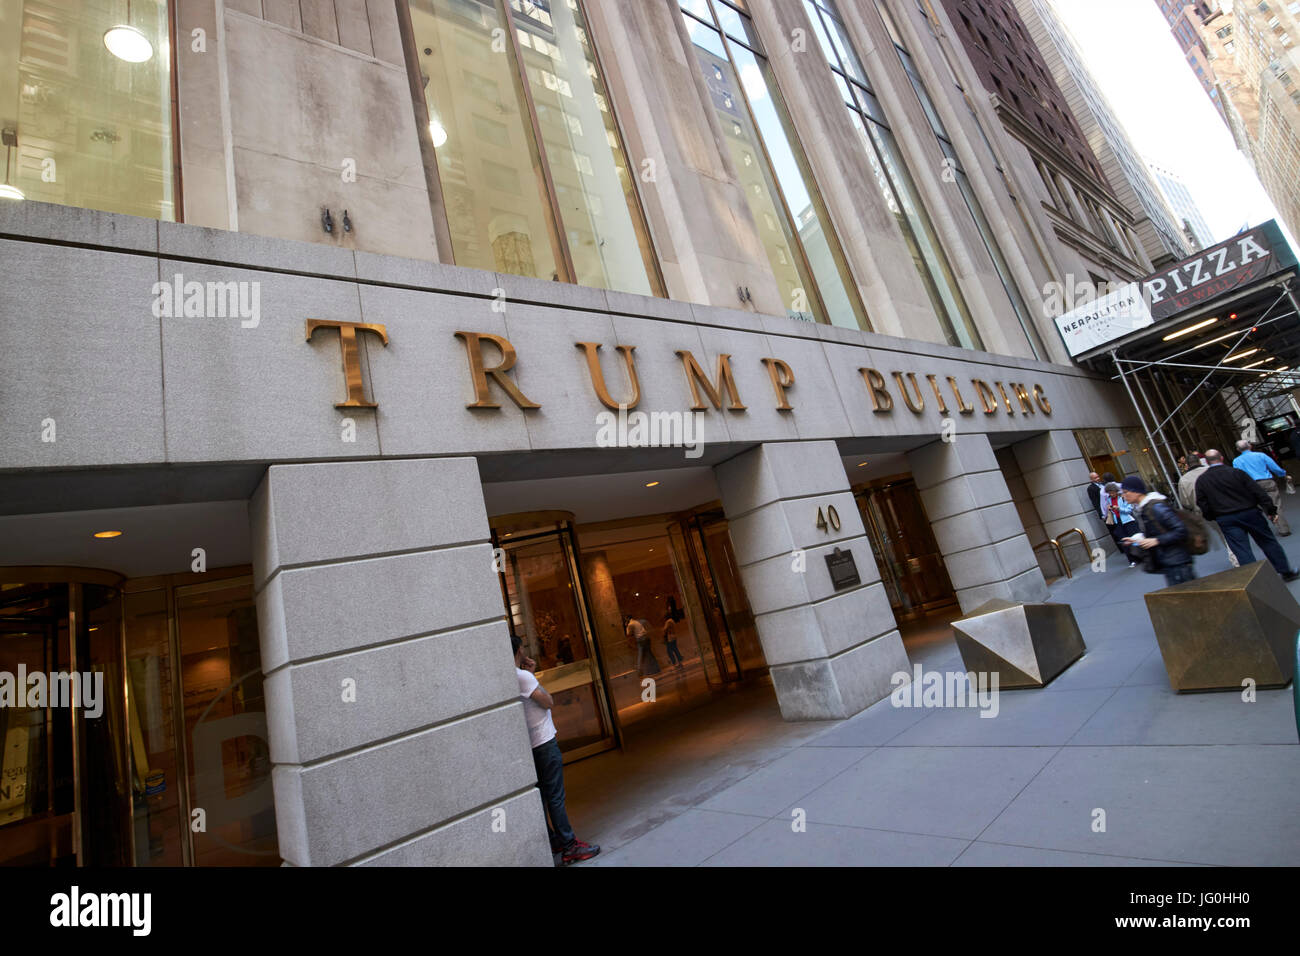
[[1195, 449, 1300, 581], [1233, 439, 1292, 536], [1178, 452, 1237, 568], [512, 634, 600, 865], [1119, 476, 1196, 587], [1100, 480, 1139, 567]]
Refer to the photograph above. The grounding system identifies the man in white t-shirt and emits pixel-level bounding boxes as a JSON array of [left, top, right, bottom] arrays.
[[513, 634, 599, 865]]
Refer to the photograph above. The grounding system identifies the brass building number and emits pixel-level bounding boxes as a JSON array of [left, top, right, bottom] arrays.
[[816, 505, 841, 532]]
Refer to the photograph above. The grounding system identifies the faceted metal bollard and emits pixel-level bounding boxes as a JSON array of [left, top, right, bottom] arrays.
[[1144, 562, 1299, 693], [951, 599, 1087, 689]]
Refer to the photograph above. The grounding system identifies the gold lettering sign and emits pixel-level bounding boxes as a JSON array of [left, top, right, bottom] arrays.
[[892, 372, 925, 413], [676, 350, 746, 411], [1033, 384, 1052, 414], [454, 330, 541, 410], [947, 376, 975, 415], [925, 374, 949, 414], [994, 382, 1014, 414], [305, 322, 1054, 423], [972, 379, 999, 415], [577, 342, 641, 410], [860, 367, 893, 413], [305, 319, 389, 408], [762, 357, 795, 411], [1010, 382, 1036, 415]]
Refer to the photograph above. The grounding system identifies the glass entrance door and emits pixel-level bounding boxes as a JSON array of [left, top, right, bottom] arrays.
[[494, 521, 616, 762], [682, 511, 764, 683], [0, 573, 130, 867], [855, 479, 957, 622]]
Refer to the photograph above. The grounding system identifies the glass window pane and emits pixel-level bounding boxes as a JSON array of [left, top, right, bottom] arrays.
[[124, 588, 186, 866], [411, 0, 562, 280], [712, 2, 750, 45], [681, 11, 728, 56], [692, 42, 822, 323], [0, 0, 174, 218], [679, 0, 713, 21], [509, 0, 655, 294], [803, 1, 843, 70], [177, 581, 278, 866], [819, 7, 869, 86], [863, 119, 983, 349]]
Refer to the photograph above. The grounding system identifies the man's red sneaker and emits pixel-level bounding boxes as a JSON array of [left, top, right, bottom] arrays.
[[561, 839, 601, 865]]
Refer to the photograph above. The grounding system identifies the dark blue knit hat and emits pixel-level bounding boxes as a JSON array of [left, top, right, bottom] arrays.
[[1120, 474, 1147, 494]]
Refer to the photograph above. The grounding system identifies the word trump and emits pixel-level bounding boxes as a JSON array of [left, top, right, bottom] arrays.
[[304, 321, 1053, 421], [0, 665, 103, 718]]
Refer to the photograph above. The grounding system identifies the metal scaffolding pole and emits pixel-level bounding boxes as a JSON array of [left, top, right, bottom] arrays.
[[1112, 350, 1180, 497]]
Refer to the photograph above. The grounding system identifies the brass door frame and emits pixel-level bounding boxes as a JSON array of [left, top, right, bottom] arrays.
[[490, 521, 619, 761], [682, 511, 743, 683]]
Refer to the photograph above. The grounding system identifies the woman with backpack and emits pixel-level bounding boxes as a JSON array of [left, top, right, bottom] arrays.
[[1118, 475, 1197, 587]]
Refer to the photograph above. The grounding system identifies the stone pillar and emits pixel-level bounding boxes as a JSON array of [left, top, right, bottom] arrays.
[[909, 435, 1050, 613], [1012, 429, 1115, 570], [250, 457, 551, 867], [713, 441, 908, 720]]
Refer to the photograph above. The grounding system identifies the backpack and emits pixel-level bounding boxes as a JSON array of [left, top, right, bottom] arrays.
[[1172, 508, 1210, 555]]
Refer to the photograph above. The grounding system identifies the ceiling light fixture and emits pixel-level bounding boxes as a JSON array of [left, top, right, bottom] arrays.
[[1243, 358, 1271, 369], [428, 119, 448, 147], [1192, 331, 1239, 349], [93, 530, 123, 538], [645, 481, 660, 488], [1224, 349, 1259, 363], [104, 0, 153, 63], [1162, 317, 1217, 341]]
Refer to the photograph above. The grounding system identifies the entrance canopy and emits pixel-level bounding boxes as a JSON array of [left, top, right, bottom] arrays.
[[1056, 220, 1300, 490]]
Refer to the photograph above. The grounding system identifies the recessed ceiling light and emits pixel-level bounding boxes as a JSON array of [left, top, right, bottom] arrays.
[[93, 530, 122, 538], [645, 481, 659, 488], [857, 461, 868, 467]]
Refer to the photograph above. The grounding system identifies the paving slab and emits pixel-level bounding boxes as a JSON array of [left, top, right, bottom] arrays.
[[703, 818, 969, 867]]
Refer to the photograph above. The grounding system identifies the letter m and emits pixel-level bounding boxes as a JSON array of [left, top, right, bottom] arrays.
[[675, 350, 747, 411]]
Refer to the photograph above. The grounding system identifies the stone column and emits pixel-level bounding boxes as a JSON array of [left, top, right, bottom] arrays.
[[1012, 429, 1115, 570], [713, 441, 908, 720], [250, 457, 551, 867], [908, 435, 1050, 613]]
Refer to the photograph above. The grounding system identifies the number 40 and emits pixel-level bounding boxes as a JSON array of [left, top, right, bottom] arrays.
[[816, 505, 841, 532]]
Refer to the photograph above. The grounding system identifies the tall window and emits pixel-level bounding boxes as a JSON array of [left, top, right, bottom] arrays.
[[408, 0, 659, 295], [679, 0, 868, 329], [870, 0, 1045, 358], [0, 0, 174, 218], [804, 0, 984, 350]]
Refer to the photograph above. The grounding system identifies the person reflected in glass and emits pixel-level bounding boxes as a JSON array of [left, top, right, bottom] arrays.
[[662, 597, 685, 670]]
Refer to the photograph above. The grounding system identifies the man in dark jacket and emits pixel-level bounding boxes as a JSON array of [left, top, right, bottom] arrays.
[[1119, 475, 1196, 587], [1194, 449, 1299, 581], [1085, 471, 1104, 516]]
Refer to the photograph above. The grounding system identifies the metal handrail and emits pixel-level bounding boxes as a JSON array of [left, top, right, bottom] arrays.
[[1033, 539, 1069, 579], [1056, 528, 1089, 568]]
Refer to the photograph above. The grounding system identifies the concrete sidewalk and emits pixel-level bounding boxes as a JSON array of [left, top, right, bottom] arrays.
[[574, 523, 1300, 867]]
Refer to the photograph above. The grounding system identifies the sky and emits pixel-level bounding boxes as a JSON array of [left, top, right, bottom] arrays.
[[1050, 0, 1288, 246]]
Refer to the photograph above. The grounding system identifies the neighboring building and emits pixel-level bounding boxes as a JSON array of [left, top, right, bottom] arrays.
[[1178, 0, 1300, 238], [1146, 158, 1216, 248], [1, 0, 1188, 868], [1015, 0, 1194, 267], [1155, 0, 1227, 120], [937, 0, 1155, 284]]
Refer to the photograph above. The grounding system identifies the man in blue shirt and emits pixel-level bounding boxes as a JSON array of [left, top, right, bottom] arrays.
[[1233, 440, 1292, 536]]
